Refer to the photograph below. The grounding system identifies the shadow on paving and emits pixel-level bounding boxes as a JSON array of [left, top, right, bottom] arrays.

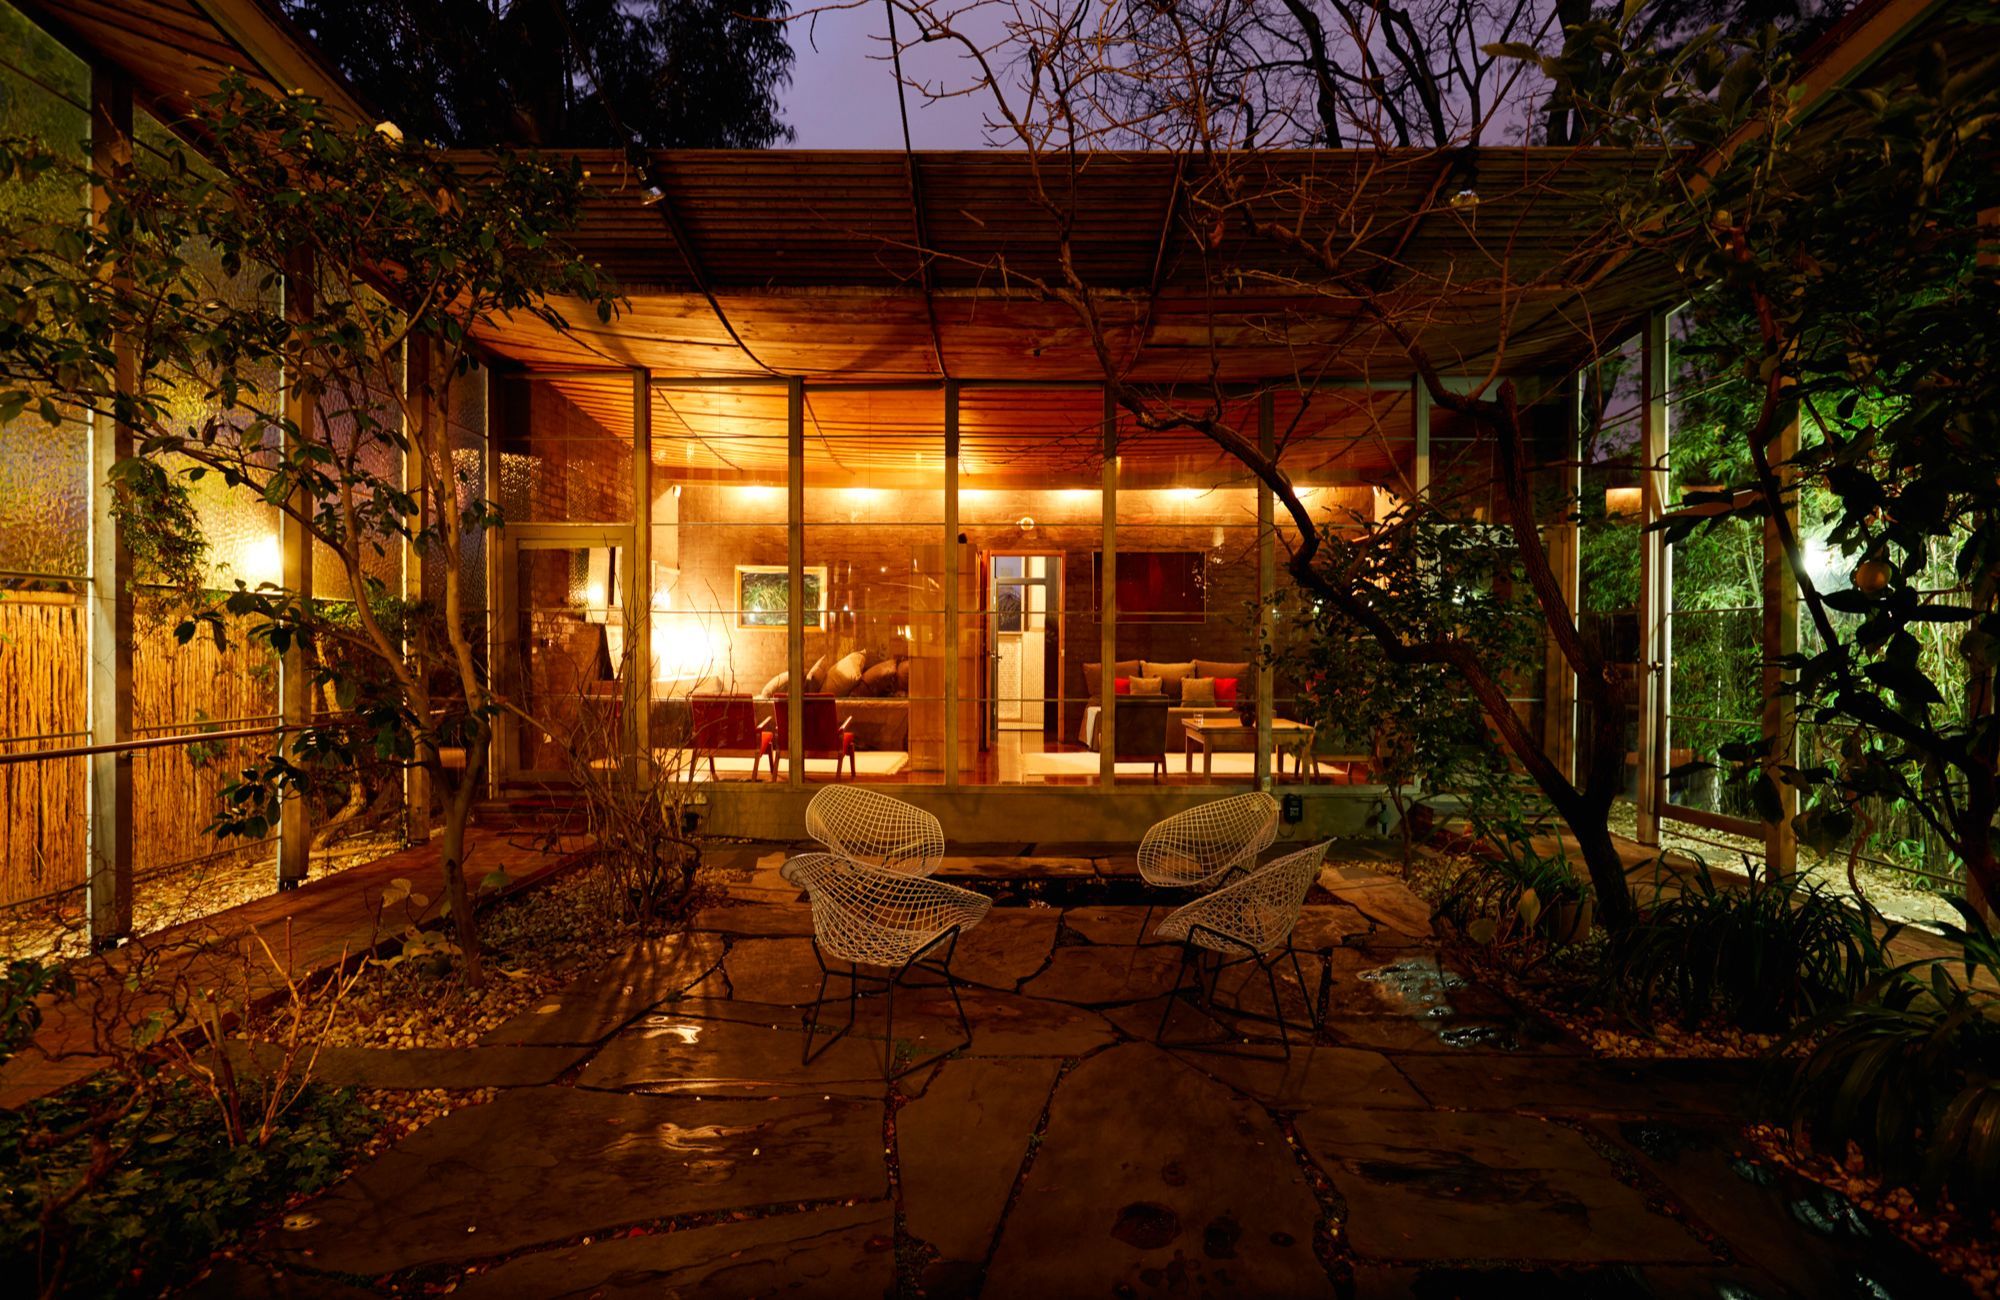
[[220, 844, 1968, 1299]]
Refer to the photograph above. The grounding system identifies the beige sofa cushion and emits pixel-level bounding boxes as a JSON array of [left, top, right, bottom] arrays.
[[824, 650, 870, 697], [1083, 659, 1141, 697], [1126, 675, 1163, 696], [1192, 658, 1251, 686], [1178, 676, 1218, 706], [1143, 660, 1193, 699]]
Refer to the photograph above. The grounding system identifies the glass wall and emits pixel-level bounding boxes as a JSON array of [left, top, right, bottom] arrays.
[[959, 389, 1103, 785], [648, 383, 791, 781]]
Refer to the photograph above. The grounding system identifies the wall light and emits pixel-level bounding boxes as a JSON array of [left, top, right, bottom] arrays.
[[242, 532, 283, 586]]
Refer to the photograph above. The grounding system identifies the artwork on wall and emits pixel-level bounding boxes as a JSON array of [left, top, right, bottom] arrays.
[[736, 564, 827, 629]]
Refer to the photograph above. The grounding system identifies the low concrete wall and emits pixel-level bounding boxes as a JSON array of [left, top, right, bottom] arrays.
[[693, 783, 1384, 845]]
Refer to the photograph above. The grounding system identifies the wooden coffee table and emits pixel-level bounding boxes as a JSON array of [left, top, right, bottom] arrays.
[[1181, 716, 1313, 777]]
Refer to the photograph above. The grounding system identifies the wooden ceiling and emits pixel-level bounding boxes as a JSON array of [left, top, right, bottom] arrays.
[[468, 146, 1682, 403]]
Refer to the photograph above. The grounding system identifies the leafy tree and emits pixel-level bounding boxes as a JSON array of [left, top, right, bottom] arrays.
[[1541, 14, 2000, 900], [279, 0, 795, 147], [0, 78, 618, 982]]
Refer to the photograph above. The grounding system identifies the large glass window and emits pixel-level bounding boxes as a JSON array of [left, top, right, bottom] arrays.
[[958, 389, 1102, 784], [800, 388, 946, 784], [648, 383, 791, 782]]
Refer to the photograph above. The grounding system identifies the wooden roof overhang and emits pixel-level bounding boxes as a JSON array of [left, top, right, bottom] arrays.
[[461, 147, 1686, 444]]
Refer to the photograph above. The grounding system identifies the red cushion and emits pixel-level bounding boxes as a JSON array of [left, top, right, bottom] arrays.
[[1213, 676, 1240, 705], [1113, 676, 1131, 694]]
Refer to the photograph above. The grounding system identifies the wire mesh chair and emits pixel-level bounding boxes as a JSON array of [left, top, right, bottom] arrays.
[[1134, 791, 1280, 936], [805, 785, 947, 878], [780, 852, 992, 1078], [1153, 840, 1332, 1057]]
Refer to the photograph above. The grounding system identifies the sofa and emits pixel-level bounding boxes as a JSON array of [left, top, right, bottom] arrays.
[[1077, 657, 1249, 747], [755, 649, 912, 753]]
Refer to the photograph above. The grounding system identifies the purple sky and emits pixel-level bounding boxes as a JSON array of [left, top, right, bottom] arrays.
[[778, 6, 1000, 149]]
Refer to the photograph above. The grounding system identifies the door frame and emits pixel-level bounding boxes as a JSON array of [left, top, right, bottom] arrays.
[[981, 550, 1064, 748], [495, 524, 631, 785]]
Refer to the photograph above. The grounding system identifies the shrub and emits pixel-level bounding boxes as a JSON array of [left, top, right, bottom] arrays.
[[0, 1074, 375, 1296], [1783, 899, 2000, 1209], [1607, 858, 1869, 1033]]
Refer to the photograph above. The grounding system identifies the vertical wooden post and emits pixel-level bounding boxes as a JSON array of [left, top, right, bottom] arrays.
[[401, 340, 431, 844], [482, 370, 505, 797], [1635, 314, 1672, 847], [943, 382, 961, 789], [1544, 375, 1583, 782], [626, 369, 652, 779], [1411, 378, 1432, 502], [1762, 401, 1800, 875], [1100, 388, 1117, 788], [277, 256, 316, 890], [86, 65, 133, 946], [786, 377, 805, 787], [1256, 391, 1275, 792]]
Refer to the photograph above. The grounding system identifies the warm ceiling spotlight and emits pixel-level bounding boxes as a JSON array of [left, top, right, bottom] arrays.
[[1018, 516, 1036, 531]]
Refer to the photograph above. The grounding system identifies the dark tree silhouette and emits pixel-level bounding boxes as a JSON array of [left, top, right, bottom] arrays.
[[280, 0, 794, 147]]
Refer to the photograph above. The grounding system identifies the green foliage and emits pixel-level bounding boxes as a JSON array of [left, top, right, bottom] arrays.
[[0, 1074, 375, 1297], [1607, 859, 1869, 1032], [1784, 898, 2000, 1209], [1270, 508, 1538, 833], [1545, 14, 2000, 899]]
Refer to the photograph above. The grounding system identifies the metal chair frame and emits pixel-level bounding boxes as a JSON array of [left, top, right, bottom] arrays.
[[1153, 924, 1327, 1058], [802, 926, 973, 1081], [782, 852, 988, 1079], [1134, 791, 1281, 940]]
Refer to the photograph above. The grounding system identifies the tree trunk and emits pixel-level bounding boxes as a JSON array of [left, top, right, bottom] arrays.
[[436, 734, 487, 989]]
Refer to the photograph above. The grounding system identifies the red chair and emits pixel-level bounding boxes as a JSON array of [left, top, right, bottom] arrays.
[[688, 694, 774, 779], [761, 694, 858, 781]]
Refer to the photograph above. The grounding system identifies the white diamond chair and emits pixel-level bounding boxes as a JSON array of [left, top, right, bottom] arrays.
[[1153, 840, 1332, 1057], [780, 852, 992, 1078], [806, 785, 946, 878], [1134, 791, 1280, 936]]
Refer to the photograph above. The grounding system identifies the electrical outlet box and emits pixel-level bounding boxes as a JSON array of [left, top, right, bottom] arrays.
[[1282, 793, 1304, 824]]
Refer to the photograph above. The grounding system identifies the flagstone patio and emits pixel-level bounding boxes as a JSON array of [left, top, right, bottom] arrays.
[[206, 843, 1963, 1299]]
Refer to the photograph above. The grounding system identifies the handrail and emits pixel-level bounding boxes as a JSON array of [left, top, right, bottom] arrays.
[[0, 723, 289, 768]]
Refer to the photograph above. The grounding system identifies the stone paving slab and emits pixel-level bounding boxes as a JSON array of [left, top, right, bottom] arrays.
[[264, 1087, 886, 1276], [1321, 1014, 1584, 1056], [1293, 903, 1375, 949], [857, 987, 1120, 1058], [1178, 1043, 1430, 1112], [577, 1012, 889, 1096], [951, 909, 1062, 990], [985, 1043, 1335, 1297], [229, 1042, 589, 1090], [1063, 905, 1158, 945], [1317, 868, 1436, 939], [181, 1260, 382, 1299], [1019, 944, 1184, 1005], [1597, 1118, 1964, 1299], [451, 1203, 897, 1299], [1393, 1055, 1754, 1117], [479, 932, 724, 1047], [720, 937, 826, 1005], [900, 1057, 1062, 1281], [1348, 1262, 1791, 1299], [1295, 1108, 1712, 1265], [688, 904, 817, 938]]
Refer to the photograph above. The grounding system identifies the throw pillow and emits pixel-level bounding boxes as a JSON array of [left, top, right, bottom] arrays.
[[1212, 675, 1240, 705], [895, 656, 911, 695], [1113, 676, 1131, 694], [758, 670, 789, 698], [805, 654, 829, 692], [1192, 658, 1251, 683], [824, 650, 869, 698], [859, 659, 900, 697], [1144, 661, 1194, 699], [1127, 675, 1163, 696], [1178, 676, 1217, 706]]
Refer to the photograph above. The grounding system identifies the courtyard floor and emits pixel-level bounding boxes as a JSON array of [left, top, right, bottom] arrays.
[[197, 843, 1960, 1298]]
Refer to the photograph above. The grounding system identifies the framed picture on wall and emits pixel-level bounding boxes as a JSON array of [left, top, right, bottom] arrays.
[[736, 564, 827, 629]]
